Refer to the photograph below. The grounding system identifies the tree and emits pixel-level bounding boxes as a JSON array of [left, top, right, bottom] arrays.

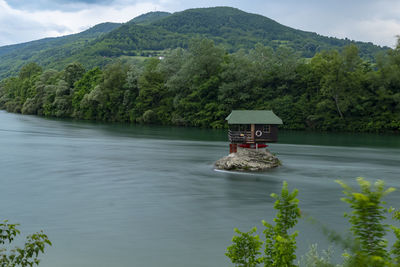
[[123, 65, 141, 121], [263, 181, 301, 267], [79, 61, 131, 121], [72, 67, 102, 118], [18, 63, 42, 81], [164, 39, 225, 126], [52, 79, 73, 117], [136, 58, 171, 124], [311, 45, 363, 120], [218, 50, 257, 111], [226, 181, 300, 267], [0, 220, 51, 266], [63, 62, 85, 88]]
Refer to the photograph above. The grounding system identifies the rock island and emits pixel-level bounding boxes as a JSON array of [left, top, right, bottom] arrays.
[[215, 110, 283, 171]]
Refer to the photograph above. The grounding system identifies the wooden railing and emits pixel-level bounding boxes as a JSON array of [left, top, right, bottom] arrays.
[[228, 130, 254, 143]]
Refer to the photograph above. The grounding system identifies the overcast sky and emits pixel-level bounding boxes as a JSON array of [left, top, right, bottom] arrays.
[[1, 0, 399, 48]]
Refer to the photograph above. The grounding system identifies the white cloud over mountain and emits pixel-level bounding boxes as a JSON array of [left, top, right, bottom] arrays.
[[0, 0, 399, 47], [0, 0, 161, 46]]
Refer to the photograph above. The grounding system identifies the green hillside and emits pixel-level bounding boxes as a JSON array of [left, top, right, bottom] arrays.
[[77, 7, 387, 60], [0, 22, 121, 79], [0, 7, 388, 79], [151, 7, 384, 56]]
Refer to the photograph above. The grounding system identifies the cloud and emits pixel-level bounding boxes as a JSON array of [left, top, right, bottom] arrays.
[[324, 0, 400, 47], [1, 0, 400, 47], [0, 0, 44, 45], [350, 19, 400, 47], [5, 0, 114, 11], [241, 0, 400, 47], [0, 0, 162, 46]]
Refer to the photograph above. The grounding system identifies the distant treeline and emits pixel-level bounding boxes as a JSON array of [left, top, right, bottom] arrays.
[[0, 39, 399, 132]]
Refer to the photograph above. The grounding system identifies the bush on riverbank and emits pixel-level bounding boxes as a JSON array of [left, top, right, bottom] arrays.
[[226, 178, 400, 267]]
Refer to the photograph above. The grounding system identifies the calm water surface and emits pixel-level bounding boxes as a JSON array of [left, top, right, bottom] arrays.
[[0, 111, 399, 266]]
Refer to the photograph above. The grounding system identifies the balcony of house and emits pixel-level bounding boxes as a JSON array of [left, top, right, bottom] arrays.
[[228, 130, 254, 143]]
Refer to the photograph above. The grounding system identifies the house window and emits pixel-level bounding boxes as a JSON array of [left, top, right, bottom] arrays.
[[238, 124, 250, 131], [263, 125, 271, 133], [231, 125, 239, 131]]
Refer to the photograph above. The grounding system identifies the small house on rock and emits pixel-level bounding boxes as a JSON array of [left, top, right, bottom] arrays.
[[226, 110, 283, 153]]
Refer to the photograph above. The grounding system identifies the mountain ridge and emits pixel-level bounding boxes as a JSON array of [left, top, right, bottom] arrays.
[[128, 11, 172, 25], [0, 7, 389, 79]]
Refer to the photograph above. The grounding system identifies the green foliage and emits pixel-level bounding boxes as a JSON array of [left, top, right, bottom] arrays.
[[310, 45, 363, 121], [226, 227, 263, 267], [165, 39, 224, 127], [0, 220, 51, 266], [227, 178, 400, 267], [337, 178, 395, 265], [72, 67, 102, 117], [18, 63, 42, 80], [390, 208, 400, 264], [263, 181, 300, 267], [94, 61, 130, 121], [226, 181, 300, 267], [135, 58, 171, 123], [142, 109, 157, 123], [63, 62, 85, 88]]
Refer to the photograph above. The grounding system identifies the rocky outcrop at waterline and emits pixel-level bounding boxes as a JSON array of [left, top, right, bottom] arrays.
[[214, 148, 281, 171]]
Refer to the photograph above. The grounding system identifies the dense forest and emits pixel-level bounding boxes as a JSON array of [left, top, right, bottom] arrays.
[[1, 38, 399, 133], [0, 7, 387, 80]]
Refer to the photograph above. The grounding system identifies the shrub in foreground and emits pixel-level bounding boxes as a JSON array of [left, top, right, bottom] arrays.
[[0, 220, 51, 266], [226, 178, 400, 267]]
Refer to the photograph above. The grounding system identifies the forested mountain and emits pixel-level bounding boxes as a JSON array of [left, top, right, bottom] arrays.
[[151, 7, 383, 56], [75, 7, 387, 60], [0, 7, 387, 79]]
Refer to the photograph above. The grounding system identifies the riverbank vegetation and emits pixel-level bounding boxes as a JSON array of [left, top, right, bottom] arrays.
[[0, 38, 399, 133], [226, 178, 400, 267]]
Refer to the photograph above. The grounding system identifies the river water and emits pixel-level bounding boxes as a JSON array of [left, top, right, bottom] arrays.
[[0, 111, 399, 266]]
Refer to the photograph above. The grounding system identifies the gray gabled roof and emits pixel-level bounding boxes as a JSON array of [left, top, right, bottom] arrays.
[[225, 110, 283, 124]]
